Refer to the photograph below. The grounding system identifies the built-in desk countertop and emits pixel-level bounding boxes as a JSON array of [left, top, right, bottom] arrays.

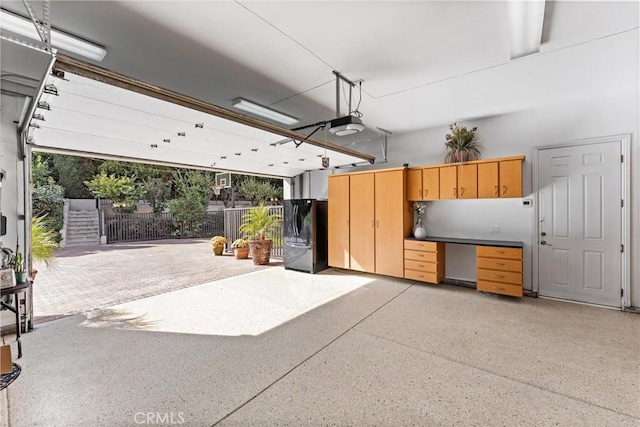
[[404, 237, 524, 297], [406, 236, 523, 249]]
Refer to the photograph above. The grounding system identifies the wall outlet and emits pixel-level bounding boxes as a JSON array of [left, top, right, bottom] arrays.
[[489, 225, 500, 234], [522, 198, 533, 207]]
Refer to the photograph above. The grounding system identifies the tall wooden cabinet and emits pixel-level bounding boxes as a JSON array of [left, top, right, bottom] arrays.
[[349, 173, 375, 272], [327, 168, 411, 278], [328, 174, 350, 269], [375, 170, 407, 277]]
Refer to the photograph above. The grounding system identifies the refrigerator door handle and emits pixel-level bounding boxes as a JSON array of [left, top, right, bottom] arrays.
[[293, 205, 298, 236]]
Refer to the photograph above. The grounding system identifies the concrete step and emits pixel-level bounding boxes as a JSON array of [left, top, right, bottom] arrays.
[[68, 210, 98, 216], [67, 231, 99, 237], [65, 240, 101, 247], [66, 223, 99, 230], [67, 232, 99, 239]]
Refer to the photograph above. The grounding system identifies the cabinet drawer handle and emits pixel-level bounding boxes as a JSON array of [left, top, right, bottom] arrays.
[[417, 253, 424, 257], [424, 189, 428, 197], [376, 220, 379, 228], [460, 187, 464, 196], [495, 286, 505, 291], [494, 250, 505, 254], [494, 185, 499, 196], [453, 187, 457, 197], [493, 274, 505, 279], [493, 262, 505, 266], [502, 185, 507, 195]]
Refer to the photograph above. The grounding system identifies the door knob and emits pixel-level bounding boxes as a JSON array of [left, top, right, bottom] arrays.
[[540, 231, 546, 237], [540, 240, 552, 246]]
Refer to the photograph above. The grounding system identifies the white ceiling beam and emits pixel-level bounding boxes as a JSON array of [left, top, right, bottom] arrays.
[[507, 0, 546, 60]]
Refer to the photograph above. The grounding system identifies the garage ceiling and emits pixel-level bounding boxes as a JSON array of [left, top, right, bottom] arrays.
[[1, 1, 638, 171]]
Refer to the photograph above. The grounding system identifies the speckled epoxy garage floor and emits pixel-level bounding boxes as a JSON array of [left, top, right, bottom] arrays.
[[6, 268, 639, 426]]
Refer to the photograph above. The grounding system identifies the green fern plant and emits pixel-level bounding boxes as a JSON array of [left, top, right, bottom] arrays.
[[32, 215, 58, 267]]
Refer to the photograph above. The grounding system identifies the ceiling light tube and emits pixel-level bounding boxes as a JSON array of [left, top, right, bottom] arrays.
[[232, 98, 298, 126], [0, 9, 107, 61], [507, 0, 546, 60]]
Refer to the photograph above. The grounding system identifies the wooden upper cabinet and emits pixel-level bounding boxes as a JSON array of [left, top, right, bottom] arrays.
[[406, 168, 422, 201], [478, 162, 499, 198], [457, 164, 477, 199], [349, 173, 375, 273], [374, 170, 406, 278], [422, 167, 440, 200], [439, 166, 457, 199], [499, 159, 523, 197], [328, 175, 350, 269]]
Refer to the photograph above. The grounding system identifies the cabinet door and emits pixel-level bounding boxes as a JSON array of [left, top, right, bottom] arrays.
[[349, 173, 375, 272], [422, 167, 440, 200], [499, 160, 523, 197], [406, 169, 422, 201], [328, 175, 350, 268], [478, 162, 499, 198], [457, 164, 478, 199], [375, 170, 405, 277], [439, 166, 458, 199]]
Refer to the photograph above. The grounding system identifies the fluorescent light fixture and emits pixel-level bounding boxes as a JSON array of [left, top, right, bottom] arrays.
[[506, 0, 546, 60], [0, 9, 107, 61], [232, 98, 298, 126]]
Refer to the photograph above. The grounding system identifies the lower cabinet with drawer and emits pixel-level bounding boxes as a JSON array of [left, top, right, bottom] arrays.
[[476, 246, 523, 297], [404, 239, 445, 284]]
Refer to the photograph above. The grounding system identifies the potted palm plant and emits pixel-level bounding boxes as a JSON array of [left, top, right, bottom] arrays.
[[238, 202, 282, 265], [31, 215, 58, 281], [230, 238, 249, 259], [13, 252, 26, 284], [444, 122, 483, 163], [210, 236, 227, 255]]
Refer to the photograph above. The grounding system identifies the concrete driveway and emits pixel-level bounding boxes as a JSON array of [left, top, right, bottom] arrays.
[[32, 238, 281, 323]]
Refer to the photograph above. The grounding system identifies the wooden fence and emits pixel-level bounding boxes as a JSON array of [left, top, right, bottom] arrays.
[[224, 206, 283, 258], [104, 211, 224, 243]]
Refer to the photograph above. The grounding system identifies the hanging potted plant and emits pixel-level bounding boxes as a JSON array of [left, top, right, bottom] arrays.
[[238, 202, 282, 265], [210, 236, 227, 256], [230, 239, 249, 259], [444, 123, 483, 163]]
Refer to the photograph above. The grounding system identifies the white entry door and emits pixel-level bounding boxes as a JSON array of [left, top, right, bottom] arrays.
[[537, 141, 622, 307]]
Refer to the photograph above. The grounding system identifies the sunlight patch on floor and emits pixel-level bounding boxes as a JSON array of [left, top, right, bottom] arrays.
[[80, 268, 373, 336]]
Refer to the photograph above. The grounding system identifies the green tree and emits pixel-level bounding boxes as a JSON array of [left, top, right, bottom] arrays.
[[32, 178, 64, 241], [142, 177, 171, 213], [51, 154, 99, 198], [236, 176, 282, 206], [168, 170, 215, 237], [84, 172, 141, 212], [32, 152, 52, 187]]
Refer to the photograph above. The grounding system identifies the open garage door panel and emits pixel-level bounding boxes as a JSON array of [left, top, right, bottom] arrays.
[[28, 55, 374, 177]]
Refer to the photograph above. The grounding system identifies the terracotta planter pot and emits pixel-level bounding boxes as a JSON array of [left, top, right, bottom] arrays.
[[212, 245, 224, 256], [248, 239, 272, 265], [234, 247, 249, 259]]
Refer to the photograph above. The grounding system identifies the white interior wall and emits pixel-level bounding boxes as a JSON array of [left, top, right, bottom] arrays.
[[1, 93, 28, 327], [310, 91, 639, 307]]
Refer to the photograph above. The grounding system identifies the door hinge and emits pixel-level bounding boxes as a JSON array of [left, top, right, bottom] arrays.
[[621, 244, 624, 253], [621, 154, 624, 163], [621, 289, 624, 297], [621, 199, 624, 208]]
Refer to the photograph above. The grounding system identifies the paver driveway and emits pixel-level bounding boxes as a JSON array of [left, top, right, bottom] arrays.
[[32, 238, 281, 323]]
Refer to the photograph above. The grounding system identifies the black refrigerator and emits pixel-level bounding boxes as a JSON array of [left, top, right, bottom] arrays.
[[283, 199, 328, 274]]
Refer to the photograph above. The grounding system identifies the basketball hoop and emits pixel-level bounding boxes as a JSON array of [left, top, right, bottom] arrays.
[[213, 185, 224, 197]]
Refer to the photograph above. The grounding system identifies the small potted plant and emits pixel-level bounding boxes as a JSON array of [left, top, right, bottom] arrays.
[[444, 122, 483, 163], [230, 238, 249, 259], [238, 202, 282, 265], [210, 236, 227, 256], [13, 252, 27, 284]]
